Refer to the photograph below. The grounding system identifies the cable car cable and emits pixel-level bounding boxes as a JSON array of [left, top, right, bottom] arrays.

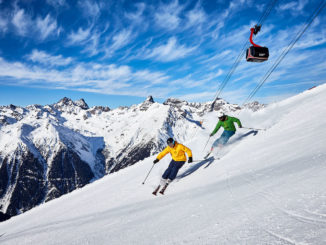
[[210, 0, 278, 109], [243, 0, 326, 105]]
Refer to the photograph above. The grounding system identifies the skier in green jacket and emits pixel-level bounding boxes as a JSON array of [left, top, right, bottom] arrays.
[[208, 112, 242, 154]]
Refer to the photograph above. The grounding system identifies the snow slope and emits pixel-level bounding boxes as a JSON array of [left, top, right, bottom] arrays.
[[0, 85, 326, 244]]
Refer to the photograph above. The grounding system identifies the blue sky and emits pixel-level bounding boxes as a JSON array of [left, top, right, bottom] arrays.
[[0, 0, 325, 108]]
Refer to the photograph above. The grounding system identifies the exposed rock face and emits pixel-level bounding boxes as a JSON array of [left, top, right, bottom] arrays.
[[146, 95, 154, 103], [243, 101, 266, 111], [139, 95, 155, 111], [74, 99, 89, 110], [0, 211, 11, 222], [1, 150, 47, 216], [45, 148, 95, 201]]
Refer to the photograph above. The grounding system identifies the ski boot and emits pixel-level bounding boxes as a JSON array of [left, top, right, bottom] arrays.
[[159, 183, 169, 195], [152, 185, 161, 196]]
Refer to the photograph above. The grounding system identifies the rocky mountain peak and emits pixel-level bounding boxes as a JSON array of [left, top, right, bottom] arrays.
[[163, 98, 188, 107], [139, 96, 155, 111], [74, 99, 89, 110], [54, 97, 89, 111], [145, 95, 154, 103], [243, 101, 266, 111], [58, 97, 73, 105]]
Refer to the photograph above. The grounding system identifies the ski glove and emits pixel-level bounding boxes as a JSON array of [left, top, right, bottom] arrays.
[[188, 157, 193, 163], [153, 159, 159, 164], [209, 133, 214, 137]]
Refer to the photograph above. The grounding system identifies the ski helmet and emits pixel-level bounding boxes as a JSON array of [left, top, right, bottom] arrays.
[[166, 138, 175, 145], [217, 111, 225, 118]]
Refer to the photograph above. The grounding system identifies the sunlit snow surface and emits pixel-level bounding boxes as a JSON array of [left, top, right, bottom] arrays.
[[1, 85, 326, 244]]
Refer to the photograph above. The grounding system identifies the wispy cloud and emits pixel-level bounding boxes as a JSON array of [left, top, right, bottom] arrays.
[[0, 14, 8, 33], [11, 9, 60, 41], [154, 0, 184, 31], [12, 9, 31, 36], [179, 91, 216, 101], [125, 2, 146, 24], [277, 0, 309, 15], [134, 70, 170, 86], [26, 50, 73, 67], [36, 14, 61, 41], [67, 26, 91, 44], [143, 37, 197, 62], [104, 29, 133, 57], [0, 56, 173, 96], [78, 0, 101, 19], [185, 5, 206, 27], [222, 0, 248, 19]]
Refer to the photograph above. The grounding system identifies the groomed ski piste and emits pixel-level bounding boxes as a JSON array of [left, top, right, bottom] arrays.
[[0, 84, 326, 245]]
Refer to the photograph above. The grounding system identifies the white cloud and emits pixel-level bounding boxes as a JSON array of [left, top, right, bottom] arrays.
[[154, 0, 184, 31], [82, 33, 100, 56], [221, 0, 246, 19], [185, 4, 206, 28], [78, 0, 101, 18], [36, 14, 60, 41], [67, 27, 91, 44], [105, 29, 133, 57], [11, 9, 60, 40], [0, 57, 69, 85], [278, 0, 309, 15], [125, 2, 146, 23], [0, 56, 173, 96], [0, 15, 8, 33], [26, 50, 73, 67], [144, 37, 196, 62], [134, 70, 170, 86], [207, 0, 253, 40], [12, 9, 31, 36], [179, 91, 216, 101]]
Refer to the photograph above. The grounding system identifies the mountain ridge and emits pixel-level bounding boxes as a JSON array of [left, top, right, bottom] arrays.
[[0, 96, 262, 218]]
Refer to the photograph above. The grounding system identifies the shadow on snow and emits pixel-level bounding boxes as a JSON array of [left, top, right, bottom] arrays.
[[177, 157, 215, 180], [177, 130, 258, 179]]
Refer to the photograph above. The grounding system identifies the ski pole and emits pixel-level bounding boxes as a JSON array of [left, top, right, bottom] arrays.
[[242, 127, 266, 131], [142, 164, 155, 185], [203, 136, 211, 151]]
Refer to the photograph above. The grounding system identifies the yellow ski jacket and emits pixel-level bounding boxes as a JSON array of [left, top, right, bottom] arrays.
[[156, 142, 192, 162]]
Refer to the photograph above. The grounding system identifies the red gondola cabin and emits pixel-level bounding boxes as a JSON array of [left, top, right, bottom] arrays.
[[246, 25, 269, 63]]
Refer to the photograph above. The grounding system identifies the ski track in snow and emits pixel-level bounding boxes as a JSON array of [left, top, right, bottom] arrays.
[[1, 85, 326, 244]]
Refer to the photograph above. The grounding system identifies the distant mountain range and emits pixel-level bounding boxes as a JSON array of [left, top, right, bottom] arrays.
[[0, 96, 264, 220]]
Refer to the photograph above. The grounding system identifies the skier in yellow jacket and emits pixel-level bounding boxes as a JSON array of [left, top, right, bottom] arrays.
[[152, 138, 192, 195]]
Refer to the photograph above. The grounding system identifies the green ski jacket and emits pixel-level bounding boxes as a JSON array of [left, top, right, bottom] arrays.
[[211, 116, 242, 136]]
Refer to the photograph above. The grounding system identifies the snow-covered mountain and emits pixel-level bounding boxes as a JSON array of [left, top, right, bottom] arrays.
[[0, 84, 325, 244], [0, 95, 246, 218]]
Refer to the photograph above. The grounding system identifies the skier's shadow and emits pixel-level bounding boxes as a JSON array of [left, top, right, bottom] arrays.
[[235, 130, 258, 140], [177, 157, 215, 180], [204, 157, 216, 169], [184, 113, 204, 129]]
